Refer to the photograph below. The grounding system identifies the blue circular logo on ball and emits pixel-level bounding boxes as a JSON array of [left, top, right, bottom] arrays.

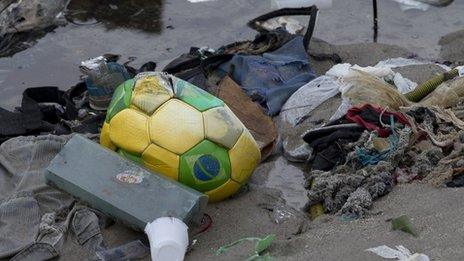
[[194, 155, 220, 181]]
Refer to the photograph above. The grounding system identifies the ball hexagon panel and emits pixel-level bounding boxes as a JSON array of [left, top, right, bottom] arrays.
[[131, 73, 173, 115], [229, 129, 261, 184], [100, 122, 116, 151], [173, 78, 224, 112], [142, 143, 179, 180], [105, 79, 134, 123], [109, 108, 150, 154], [148, 99, 204, 154], [179, 140, 231, 192], [205, 179, 241, 202], [203, 106, 244, 149], [118, 149, 142, 164]]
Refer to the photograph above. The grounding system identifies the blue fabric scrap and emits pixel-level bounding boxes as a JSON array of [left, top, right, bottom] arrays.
[[217, 36, 316, 116]]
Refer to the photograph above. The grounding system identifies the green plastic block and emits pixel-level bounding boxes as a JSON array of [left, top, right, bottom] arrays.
[[179, 140, 231, 192], [45, 135, 207, 230], [173, 78, 224, 112]]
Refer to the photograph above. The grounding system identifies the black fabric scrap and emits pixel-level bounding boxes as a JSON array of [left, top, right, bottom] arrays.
[[306, 128, 364, 171], [446, 174, 464, 188], [0, 84, 104, 144]]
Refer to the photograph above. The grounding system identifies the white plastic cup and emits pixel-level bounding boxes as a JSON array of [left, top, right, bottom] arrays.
[[144, 217, 189, 261], [273, 0, 333, 9]]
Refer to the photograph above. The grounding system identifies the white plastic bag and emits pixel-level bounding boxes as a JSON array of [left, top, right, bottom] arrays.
[[326, 63, 395, 80], [280, 75, 344, 126], [394, 73, 418, 94], [390, 0, 430, 11], [366, 245, 430, 261]]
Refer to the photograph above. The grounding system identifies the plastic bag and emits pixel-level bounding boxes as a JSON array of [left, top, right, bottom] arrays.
[[419, 77, 464, 108], [390, 0, 430, 11], [394, 73, 417, 94], [327, 63, 395, 80], [343, 70, 411, 111], [280, 75, 344, 126], [366, 245, 429, 261], [374, 57, 438, 69]]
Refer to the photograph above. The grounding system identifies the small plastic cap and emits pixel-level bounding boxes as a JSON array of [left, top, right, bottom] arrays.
[[145, 217, 189, 261]]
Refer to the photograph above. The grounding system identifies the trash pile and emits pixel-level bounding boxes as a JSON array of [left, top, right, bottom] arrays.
[[292, 62, 464, 219]]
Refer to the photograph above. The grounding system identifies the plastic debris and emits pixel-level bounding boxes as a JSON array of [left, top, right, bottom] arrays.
[[394, 73, 418, 94], [391, 215, 419, 237], [419, 76, 464, 108], [390, 0, 430, 11], [217, 234, 276, 261], [327, 63, 395, 80], [145, 217, 189, 261], [280, 75, 344, 126], [374, 57, 443, 69], [259, 17, 304, 34], [46, 135, 208, 230], [417, 0, 453, 6], [390, 0, 453, 10], [281, 58, 433, 127], [343, 70, 411, 111], [405, 68, 459, 102], [366, 245, 429, 261], [80, 56, 131, 110]]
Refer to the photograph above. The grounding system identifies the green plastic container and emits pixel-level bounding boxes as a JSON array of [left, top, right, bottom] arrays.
[[45, 135, 208, 231]]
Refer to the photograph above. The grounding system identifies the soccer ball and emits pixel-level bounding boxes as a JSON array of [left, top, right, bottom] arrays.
[[100, 72, 261, 202]]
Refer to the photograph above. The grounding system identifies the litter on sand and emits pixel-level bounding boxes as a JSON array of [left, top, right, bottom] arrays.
[[391, 215, 419, 237], [217, 234, 276, 260], [366, 245, 429, 261], [1, 2, 464, 260]]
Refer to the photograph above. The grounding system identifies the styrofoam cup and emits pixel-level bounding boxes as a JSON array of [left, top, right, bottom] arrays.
[[145, 217, 189, 261], [274, 0, 333, 9]]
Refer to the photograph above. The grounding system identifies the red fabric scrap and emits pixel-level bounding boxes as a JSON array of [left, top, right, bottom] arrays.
[[346, 104, 410, 138]]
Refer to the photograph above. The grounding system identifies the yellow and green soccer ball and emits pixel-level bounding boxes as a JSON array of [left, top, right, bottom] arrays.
[[100, 72, 261, 202]]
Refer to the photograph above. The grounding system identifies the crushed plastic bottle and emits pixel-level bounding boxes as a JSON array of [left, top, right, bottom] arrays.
[[80, 56, 131, 110]]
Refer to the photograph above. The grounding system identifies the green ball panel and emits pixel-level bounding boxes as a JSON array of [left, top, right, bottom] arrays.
[[179, 140, 230, 192], [105, 79, 135, 123], [118, 148, 143, 164], [173, 78, 224, 112]]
